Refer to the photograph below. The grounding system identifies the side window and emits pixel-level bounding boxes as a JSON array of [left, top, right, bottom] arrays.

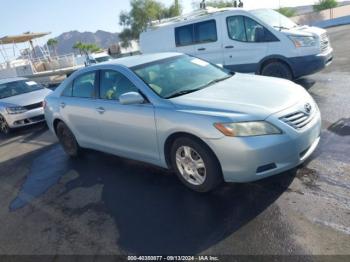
[[99, 70, 138, 100], [195, 20, 217, 43], [72, 72, 96, 98], [175, 24, 194, 46], [61, 82, 73, 97], [227, 16, 278, 43], [227, 16, 247, 42], [244, 17, 278, 42]]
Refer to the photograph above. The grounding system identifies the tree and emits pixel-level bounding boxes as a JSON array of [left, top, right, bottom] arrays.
[[72, 42, 101, 55], [313, 0, 338, 11], [277, 7, 296, 17], [119, 0, 182, 48], [47, 38, 58, 56]]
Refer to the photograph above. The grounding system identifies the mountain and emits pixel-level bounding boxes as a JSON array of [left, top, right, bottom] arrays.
[[52, 30, 119, 55]]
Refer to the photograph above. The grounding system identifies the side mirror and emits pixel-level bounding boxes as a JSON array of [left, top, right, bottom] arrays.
[[119, 92, 145, 105]]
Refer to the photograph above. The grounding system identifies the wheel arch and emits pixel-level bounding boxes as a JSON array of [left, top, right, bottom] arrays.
[[163, 132, 222, 172], [258, 55, 295, 78]]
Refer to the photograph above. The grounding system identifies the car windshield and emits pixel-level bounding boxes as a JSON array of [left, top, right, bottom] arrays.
[[250, 9, 297, 30], [132, 55, 231, 99], [0, 80, 43, 99]]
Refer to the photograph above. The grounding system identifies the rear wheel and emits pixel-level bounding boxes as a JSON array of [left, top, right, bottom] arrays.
[[0, 114, 10, 135], [261, 61, 293, 80], [56, 121, 81, 157], [170, 137, 223, 192]]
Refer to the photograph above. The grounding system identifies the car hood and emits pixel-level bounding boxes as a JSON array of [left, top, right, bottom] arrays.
[[283, 25, 326, 37], [170, 73, 310, 120], [0, 88, 52, 107]]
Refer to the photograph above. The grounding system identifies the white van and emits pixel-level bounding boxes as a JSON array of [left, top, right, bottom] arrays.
[[140, 8, 333, 79]]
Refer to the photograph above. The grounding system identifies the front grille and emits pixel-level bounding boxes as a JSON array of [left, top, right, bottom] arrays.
[[280, 111, 314, 130], [23, 102, 43, 110], [320, 33, 330, 53]]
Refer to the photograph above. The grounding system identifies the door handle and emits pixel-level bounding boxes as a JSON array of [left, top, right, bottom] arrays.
[[225, 45, 234, 49], [60, 102, 66, 108], [197, 48, 206, 51], [96, 107, 105, 114]]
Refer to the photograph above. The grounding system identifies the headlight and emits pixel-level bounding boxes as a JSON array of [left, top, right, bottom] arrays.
[[289, 35, 316, 48], [6, 106, 27, 114], [214, 121, 282, 137]]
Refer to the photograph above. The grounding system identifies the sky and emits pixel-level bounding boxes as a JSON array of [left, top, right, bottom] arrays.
[[0, 0, 345, 42]]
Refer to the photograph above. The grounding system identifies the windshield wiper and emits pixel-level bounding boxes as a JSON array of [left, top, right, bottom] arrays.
[[201, 75, 232, 89], [166, 88, 202, 99]]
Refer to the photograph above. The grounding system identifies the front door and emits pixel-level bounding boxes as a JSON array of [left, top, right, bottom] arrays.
[[223, 15, 268, 73], [95, 69, 159, 164]]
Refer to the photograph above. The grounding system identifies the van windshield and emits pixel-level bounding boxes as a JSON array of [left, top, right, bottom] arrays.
[[250, 9, 297, 30], [132, 55, 231, 99]]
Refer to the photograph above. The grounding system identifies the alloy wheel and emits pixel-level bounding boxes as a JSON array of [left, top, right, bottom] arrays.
[[175, 146, 206, 186]]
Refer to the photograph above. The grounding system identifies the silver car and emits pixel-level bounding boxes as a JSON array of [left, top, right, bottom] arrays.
[[0, 78, 52, 134], [44, 53, 321, 192]]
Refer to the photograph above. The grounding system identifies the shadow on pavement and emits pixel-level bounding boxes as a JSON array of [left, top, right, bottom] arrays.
[[294, 77, 316, 90], [8, 145, 296, 255]]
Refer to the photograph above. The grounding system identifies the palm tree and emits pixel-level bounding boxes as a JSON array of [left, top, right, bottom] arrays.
[[47, 38, 58, 57]]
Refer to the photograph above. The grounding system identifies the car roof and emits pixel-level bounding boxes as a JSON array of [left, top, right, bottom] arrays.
[[97, 52, 183, 68], [0, 77, 27, 85]]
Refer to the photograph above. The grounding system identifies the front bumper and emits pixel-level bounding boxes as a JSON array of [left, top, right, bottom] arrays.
[[5, 108, 45, 128], [204, 109, 321, 183], [289, 48, 333, 78]]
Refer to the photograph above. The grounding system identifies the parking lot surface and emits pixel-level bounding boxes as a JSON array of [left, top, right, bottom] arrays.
[[0, 25, 349, 256]]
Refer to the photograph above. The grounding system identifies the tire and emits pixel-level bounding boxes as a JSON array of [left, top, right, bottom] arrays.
[[261, 61, 293, 80], [170, 137, 223, 193], [0, 114, 11, 135], [56, 121, 81, 157]]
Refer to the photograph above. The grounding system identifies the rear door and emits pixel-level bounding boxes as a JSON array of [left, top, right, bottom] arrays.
[[223, 15, 270, 73], [59, 71, 103, 147]]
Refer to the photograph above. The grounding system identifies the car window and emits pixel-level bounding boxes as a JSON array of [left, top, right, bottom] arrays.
[[61, 82, 73, 97], [99, 70, 138, 100], [72, 72, 96, 98], [227, 15, 278, 43], [195, 20, 217, 43], [227, 16, 247, 42], [175, 24, 194, 46], [0, 80, 43, 99]]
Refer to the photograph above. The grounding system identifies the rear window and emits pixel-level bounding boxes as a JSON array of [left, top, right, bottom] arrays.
[[175, 19, 217, 46]]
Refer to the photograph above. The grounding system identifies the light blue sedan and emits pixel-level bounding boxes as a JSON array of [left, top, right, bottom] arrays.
[[44, 53, 321, 192]]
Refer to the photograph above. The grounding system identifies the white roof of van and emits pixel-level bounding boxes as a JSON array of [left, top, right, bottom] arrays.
[[148, 7, 249, 28]]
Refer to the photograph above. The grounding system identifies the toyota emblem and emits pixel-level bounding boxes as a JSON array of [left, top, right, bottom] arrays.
[[304, 103, 312, 114]]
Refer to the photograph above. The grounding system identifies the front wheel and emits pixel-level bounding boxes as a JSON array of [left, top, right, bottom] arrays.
[[0, 114, 10, 135], [170, 137, 223, 193], [56, 121, 81, 157], [261, 61, 293, 80]]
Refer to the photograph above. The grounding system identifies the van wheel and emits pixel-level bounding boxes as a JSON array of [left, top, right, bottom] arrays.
[[0, 114, 10, 135], [170, 137, 223, 193], [261, 61, 293, 80], [56, 122, 81, 157]]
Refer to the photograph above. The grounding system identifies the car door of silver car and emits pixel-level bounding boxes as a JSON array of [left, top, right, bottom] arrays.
[[59, 71, 104, 148], [94, 69, 159, 164]]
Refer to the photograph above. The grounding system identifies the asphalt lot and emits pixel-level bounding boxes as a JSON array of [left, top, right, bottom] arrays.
[[0, 25, 349, 256]]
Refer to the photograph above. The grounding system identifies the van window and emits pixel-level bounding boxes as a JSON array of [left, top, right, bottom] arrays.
[[227, 16, 278, 43], [72, 72, 96, 98], [175, 24, 194, 46], [99, 70, 138, 100], [175, 20, 217, 46], [195, 20, 217, 43]]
